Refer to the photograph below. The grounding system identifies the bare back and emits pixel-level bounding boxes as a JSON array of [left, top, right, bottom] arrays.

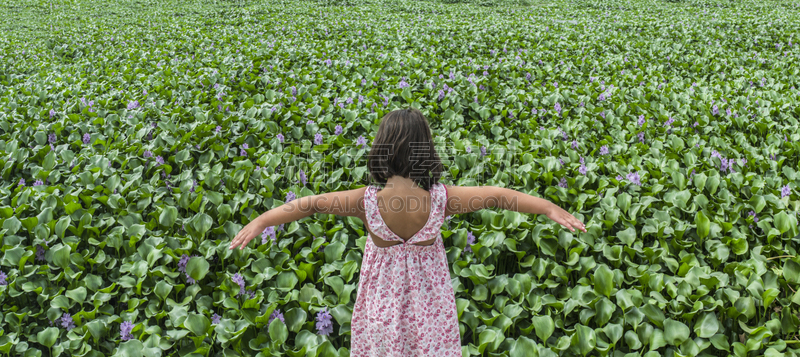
[[366, 185, 437, 247]]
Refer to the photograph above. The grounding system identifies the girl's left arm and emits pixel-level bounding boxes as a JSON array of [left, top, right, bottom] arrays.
[[229, 186, 367, 250]]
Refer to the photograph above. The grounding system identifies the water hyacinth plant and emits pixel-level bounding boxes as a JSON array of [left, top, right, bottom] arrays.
[[2, 1, 800, 356]]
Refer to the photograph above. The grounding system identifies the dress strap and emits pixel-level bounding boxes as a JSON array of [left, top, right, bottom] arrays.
[[363, 185, 402, 242], [406, 183, 447, 244]]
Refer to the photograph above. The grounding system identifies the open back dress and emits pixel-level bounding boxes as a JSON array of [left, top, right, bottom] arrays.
[[349, 182, 462, 356]]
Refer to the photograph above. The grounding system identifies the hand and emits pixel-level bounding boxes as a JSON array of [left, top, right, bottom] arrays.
[[545, 203, 587, 233], [230, 218, 267, 250]]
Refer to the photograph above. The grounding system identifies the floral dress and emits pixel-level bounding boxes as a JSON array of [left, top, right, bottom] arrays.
[[350, 183, 462, 357]]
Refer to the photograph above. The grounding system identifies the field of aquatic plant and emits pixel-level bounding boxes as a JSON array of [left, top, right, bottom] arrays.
[[1, 0, 800, 356]]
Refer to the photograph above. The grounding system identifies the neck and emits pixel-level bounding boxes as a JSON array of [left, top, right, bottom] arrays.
[[384, 176, 419, 190]]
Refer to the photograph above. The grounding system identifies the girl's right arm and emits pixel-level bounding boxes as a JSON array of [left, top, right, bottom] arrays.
[[443, 185, 586, 233]]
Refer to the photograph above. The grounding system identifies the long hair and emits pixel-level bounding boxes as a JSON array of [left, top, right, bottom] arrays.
[[366, 108, 443, 191]]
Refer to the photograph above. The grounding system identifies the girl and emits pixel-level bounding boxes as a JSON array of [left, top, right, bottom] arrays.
[[229, 108, 586, 356]]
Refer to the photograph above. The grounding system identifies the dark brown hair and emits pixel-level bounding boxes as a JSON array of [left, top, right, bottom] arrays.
[[367, 108, 443, 191]]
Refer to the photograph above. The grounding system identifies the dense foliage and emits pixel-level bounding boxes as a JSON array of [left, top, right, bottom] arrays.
[[1, 0, 800, 356]]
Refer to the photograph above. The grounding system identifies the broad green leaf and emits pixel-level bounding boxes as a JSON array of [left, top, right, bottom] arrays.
[[663, 319, 690, 346]]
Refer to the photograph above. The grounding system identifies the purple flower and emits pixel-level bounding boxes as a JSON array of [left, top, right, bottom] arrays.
[[314, 133, 323, 145], [356, 135, 367, 149], [464, 232, 476, 253], [36, 244, 46, 261], [33, 179, 44, 186], [276, 133, 284, 143], [307, 119, 314, 125], [600, 112, 606, 119], [598, 93, 606, 101], [579, 164, 588, 175], [178, 254, 189, 273], [638, 132, 645, 143], [215, 126, 222, 134], [60, 313, 76, 331], [232, 273, 246, 296], [782, 185, 792, 198], [299, 169, 308, 185], [155, 156, 164, 166], [0, 270, 7, 286], [626, 172, 642, 186], [711, 105, 719, 116], [361, 79, 366, 86], [127, 101, 140, 110], [531, 108, 538, 115], [438, 90, 445, 101], [262, 226, 277, 244], [638, 115, 645, 127], [121, 321, 135, 341], [554, 102, 562, 114], [398, 80, 409, 89], [143, 150, 153, 158], [49, 109, 55, 118], [269, 309, 286, 325], [559, 157, 565, 166], [18, 178, 25, 187], [285, 191, 296, 203], [334, 125, 343, 135], [315, 307, 334, 336], [480, 146, 487, 157], [211, 313, 222, 324], [48, 133, 56, 144], [571, 140, 578, 149], [82, 133, 91, 144], [558, 177, 568, 188], [599, 145, 609, 155], [616, 175, 624, 181]]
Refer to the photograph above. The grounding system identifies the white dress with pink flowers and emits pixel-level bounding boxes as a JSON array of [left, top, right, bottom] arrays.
[[349, 183, 461, 357]]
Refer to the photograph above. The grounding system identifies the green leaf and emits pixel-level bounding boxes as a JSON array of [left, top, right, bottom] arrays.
[[37, 327, 59, 348], [616, 227, 636, 247], [663, 318, 690, 346], [66, 287, 87, 304], [2, 216, 21, 234], [593, 264, 614, 298], [193, 212, 213, 236], [511, 336, 539, 357], [159, 206, 178, 228], [186, 257, 209, 281], [269, 319, 288, 345], [52, 244, 72, 269], [572, 324, 596, 356], [694, 312, 719, 338], [696, 211, 710, 239], [784, 259, 800, 285], [154, 281, 173, 301], [116, 339, 145, 357], [184, 313, 210, 336], [531, 315, 555, 344], [284, 307, 307, 333]]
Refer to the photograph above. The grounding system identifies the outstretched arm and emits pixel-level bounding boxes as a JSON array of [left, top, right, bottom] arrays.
[[443, 185, 586, 233], [229, 186, 367, 250]]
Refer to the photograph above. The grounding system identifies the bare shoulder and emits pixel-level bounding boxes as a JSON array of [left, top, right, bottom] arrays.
[[442, 184, 502, 217]]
